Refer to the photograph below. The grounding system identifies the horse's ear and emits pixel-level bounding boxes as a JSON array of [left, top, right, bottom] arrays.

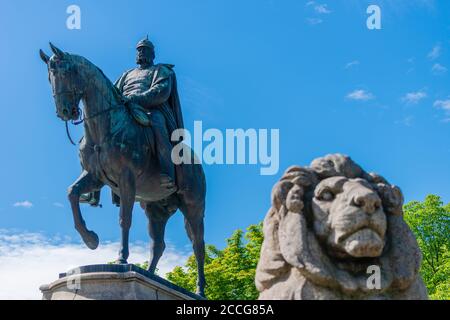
[[49, 42, 65, 59], [39, 49, 50, 64]]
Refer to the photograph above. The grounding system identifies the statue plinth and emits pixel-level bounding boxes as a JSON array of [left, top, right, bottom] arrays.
[[40, 264, 203, 300]]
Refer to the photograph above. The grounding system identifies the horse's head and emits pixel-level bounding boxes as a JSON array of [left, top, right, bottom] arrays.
[[40, 43, 84, 121]]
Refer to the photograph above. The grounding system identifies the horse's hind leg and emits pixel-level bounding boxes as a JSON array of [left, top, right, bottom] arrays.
[[145, 203, 170, 274], [116, 168, 136, 264], [68, 170, 104, 249], [181, 200, 206, 297]]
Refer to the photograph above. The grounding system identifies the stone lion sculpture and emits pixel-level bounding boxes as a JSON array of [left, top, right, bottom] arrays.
[[255, 154, 428, 300]]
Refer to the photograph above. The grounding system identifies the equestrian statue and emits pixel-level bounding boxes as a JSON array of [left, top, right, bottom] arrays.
[[39, 37, 207, 296]]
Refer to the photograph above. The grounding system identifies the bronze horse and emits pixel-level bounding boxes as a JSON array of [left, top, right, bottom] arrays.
[[39, 43, 206, 296]]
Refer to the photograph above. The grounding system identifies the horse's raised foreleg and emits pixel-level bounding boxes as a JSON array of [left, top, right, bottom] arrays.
[[145, 203, 170, 274], [182, 201, 206, 297], [68, 170, 104, 249], [115, 168, 136, 264]]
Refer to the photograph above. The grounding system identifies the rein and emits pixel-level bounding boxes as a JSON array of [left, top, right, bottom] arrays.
[[64, 105, 119, 146], [58, 63, 125, 146], [65, 121, 78, 146]]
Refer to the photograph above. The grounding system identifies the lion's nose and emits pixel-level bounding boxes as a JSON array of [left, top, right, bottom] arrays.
[[351, 191, 381, 214]]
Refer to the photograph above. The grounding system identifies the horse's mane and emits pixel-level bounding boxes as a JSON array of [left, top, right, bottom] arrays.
[[71, 54, 123, 103]]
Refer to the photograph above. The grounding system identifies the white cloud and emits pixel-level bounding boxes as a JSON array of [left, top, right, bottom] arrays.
[[346, 89, 374, 101], [396, 116, 414, 127], [434, 99, 450, 122], [428, 44, 441, 60], [401, 91, 427, 104], [314, 4, 331, 14], [305, 1, 331, 13], [434, 99, 450, 111], [0, 229, 189, 299], [431, 63, 447, 75], [53, 202, 64, 208], [345, 60, 360, 69], [305, 1, 330, 24], [13, 201, 33, 209], [306, 18, 323, 25]]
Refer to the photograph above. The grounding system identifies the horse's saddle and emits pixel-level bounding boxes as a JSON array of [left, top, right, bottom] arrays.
[[127, 103, 152, 127], [79, 101, 189, 207]]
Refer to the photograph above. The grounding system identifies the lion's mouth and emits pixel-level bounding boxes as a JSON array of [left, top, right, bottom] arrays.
[[343, 228, 382, 242], [337, 218, 385, 244], [340, 226, 379, 242], [341, 228, 385, 258]]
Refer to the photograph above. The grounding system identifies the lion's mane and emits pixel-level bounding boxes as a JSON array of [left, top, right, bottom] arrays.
[[255, 154, 427, 299]]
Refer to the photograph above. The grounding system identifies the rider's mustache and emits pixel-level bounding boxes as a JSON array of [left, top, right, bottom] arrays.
[[137, 54, 152, 65]]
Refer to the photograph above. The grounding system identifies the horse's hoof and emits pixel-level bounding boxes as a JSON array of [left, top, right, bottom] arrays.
[[82, 231, 99, 250], [114, 259, 128, 264], [196, 289, 206, 298]]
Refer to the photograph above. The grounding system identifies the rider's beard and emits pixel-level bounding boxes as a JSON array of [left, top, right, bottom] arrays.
[[137, 55, 153, 67]]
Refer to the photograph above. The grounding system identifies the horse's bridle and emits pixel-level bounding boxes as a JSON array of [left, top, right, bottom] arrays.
[[64, 105, 121, 145], [53, 75, 124, 146]]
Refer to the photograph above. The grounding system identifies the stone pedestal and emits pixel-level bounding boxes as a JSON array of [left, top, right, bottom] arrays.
[[40, 264, 203, 300]]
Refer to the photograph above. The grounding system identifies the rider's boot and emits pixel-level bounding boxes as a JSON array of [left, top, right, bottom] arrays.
[[156, 135, 177, 191], [80, 191, 101, 207], [151, 114, 177, 192]]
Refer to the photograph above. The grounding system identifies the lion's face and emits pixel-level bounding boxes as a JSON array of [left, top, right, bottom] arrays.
[[311, 176, 387, 259], [257, 154, 426, 299]]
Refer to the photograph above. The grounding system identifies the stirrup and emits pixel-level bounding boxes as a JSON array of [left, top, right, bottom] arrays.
[[160, 173, 177, 191], [79, 191, 102, 207]]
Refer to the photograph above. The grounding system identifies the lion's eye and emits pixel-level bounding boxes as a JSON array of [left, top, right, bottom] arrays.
[[318, 190, 334, 201]]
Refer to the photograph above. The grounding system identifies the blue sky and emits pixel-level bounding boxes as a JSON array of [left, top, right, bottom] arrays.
[[0, 0, 449, 297]]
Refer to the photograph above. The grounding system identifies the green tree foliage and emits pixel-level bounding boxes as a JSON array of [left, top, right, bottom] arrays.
[[403, 195, 450, 300], [166, 223, 263, 300]]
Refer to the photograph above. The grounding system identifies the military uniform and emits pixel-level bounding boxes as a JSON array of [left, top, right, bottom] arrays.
[[81, 37, 184, 207], [114, 38, 184, 186]]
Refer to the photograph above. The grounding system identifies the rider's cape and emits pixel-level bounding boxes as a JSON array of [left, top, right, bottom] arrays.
[[154, 63, 184, 134]]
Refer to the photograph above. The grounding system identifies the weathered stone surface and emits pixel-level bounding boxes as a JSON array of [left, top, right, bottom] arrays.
[[255, 154, 428, 300], [40, 264, 204, 300]]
